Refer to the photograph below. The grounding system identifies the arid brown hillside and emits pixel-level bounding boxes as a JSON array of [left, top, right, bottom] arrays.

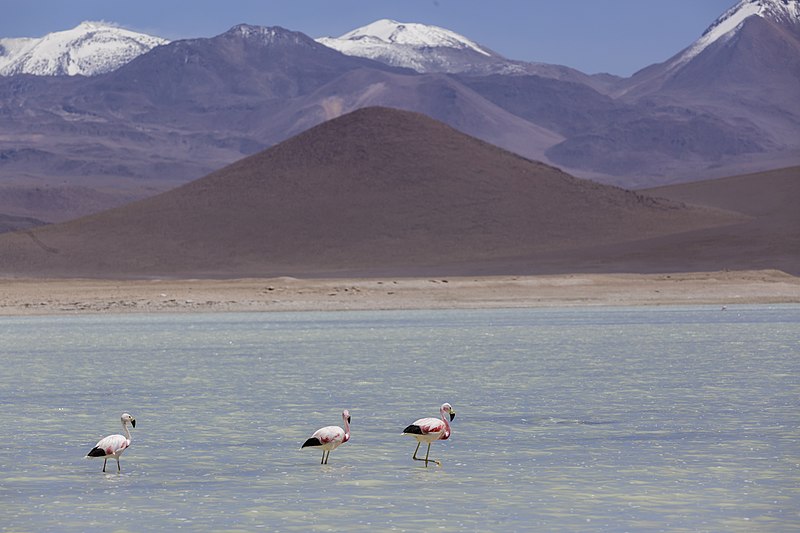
[[0, 107, 746, 278], [636, 166, 800, 275]]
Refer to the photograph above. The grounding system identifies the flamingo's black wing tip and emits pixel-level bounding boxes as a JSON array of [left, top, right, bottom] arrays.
[[403, 424, 423, 435], [86, 447, 106, 457], [302, 437, 322, 448]]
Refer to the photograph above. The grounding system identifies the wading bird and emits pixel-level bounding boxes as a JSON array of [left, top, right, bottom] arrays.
[[402, 403, 455, 467], [302, 409, 351, 464], [86, 413, 136, 472]]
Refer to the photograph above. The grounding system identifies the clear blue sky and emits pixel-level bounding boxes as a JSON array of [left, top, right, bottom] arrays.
[[2, 0, 738, 76]]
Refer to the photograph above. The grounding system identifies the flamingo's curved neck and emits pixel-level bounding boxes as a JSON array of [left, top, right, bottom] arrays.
[[122, 420, 132, 443], [440, 409, 451, 439], [342, 414, 351, 443]]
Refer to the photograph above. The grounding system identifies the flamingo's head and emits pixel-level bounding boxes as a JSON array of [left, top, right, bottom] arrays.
[[342, 409, 351, 424], [121, 413, 136, 428], [441, 403, 456, 421]]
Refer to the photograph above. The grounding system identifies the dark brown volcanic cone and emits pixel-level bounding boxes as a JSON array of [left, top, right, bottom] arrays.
[[0, 107, 742, 278]]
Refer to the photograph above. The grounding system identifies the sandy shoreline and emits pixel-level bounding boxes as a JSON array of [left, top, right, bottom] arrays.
[[1, 270, 798, 316]]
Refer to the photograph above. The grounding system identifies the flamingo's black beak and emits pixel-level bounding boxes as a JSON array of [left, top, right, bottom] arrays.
[[347, 416, 351, 424], [131, 419, 136, 428], [449, 412, 456, 421]]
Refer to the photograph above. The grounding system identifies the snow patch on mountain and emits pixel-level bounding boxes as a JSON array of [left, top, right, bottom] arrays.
[[0, 21, 168, 76], [322, 19, 491, 55], [674, 0, 799, 66], [225, 24, 314, 46], [317, 19, 498, 73]]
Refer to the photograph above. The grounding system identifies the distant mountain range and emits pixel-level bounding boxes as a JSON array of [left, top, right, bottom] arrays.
[[0, 0, 798, 227]]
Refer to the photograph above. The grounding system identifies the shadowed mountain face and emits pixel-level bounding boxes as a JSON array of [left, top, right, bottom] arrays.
[[88, 24, 392, 108], [617, 5, 800, 159], [0, 213, 46, 234], [0, 108, 749, 279], [621, 10, 800, 107], [454, 73, 772, 186], [261, 69, 564, 164]]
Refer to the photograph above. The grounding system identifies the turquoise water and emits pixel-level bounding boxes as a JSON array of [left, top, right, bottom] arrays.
[[1, 306, 798, 531]]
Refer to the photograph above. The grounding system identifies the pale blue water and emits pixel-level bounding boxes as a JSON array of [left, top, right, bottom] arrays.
[[1, 306, 798, 531]]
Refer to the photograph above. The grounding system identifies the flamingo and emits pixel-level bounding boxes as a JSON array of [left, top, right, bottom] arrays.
[[86, 413, 136, 472], [402, 403, 456, 467], [302, 409, 351, 464]]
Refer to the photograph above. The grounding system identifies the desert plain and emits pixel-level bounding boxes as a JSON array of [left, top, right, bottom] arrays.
[[1, 269, 798, 316]]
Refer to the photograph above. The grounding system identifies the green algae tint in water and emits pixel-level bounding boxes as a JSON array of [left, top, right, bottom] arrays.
[[0, 306, 798, 531]]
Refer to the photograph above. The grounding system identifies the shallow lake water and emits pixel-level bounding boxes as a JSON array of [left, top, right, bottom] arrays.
[[1, 306, 798, 531]]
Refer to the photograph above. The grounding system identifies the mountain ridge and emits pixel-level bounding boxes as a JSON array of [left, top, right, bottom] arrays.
[[316, 18, 606, 89]]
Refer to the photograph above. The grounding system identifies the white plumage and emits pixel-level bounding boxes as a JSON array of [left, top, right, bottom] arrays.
[[402, 403, 455, 466], [302, 409, 351, 464], [86, 413, 136, 472]]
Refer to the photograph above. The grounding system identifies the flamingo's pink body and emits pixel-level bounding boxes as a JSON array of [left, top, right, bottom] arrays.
[[403, 403, 455, 466], [86, 413, 136, 472], [302, 409, 351, 464]]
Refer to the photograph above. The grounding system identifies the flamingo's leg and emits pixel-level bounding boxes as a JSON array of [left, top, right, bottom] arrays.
[[422, 443, 441, 467], [102, 458, 107, 472], [412, 442, 424, 461], [412, 442, 439, 465]]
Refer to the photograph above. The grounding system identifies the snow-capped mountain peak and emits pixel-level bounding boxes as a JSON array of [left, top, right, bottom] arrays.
[[677, 0, 799, 64], [0, 21, 168, 76], [331, 19, 492, 56], [316, 19, 500, 73]]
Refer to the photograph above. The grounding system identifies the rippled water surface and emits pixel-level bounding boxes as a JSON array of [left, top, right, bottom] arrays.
[[1, 306, 798, 531]]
